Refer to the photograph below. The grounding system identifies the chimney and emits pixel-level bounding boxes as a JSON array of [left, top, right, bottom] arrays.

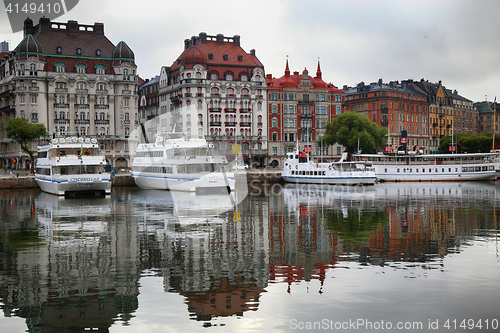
[[23, 17, 34, 36], [94, 22, 104, 35], [216, 34, 224, 45], [250, 49, 255, 56], [191, 36, 197, 45], [39, 17, 51, 32], [184, 39, 190, 50], [233, 35, 240, 47], [199, 32, 207, 44], [66, 20, 79, 34]]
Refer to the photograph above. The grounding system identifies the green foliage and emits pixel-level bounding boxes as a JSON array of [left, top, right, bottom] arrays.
[[5, 117, 46, 161], [438, 133, 492, 153], [320, 112, 387, 153], [326, 209, 387, 245]]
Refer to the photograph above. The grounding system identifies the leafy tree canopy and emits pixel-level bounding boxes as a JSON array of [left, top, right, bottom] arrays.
[[320, 112, 387, 154], [438, 133, 492, 153], [5, 117, 46, 161]]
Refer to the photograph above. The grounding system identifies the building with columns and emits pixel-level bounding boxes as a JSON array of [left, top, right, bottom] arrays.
[[0, 17, 139, 170], [156, 33, 268, 167]]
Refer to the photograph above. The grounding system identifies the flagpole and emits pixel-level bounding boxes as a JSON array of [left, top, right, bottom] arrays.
[[493, 96, 497, 152]]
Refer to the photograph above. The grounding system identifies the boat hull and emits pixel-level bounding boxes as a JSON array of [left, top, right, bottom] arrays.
[[131, 171, 235, 192], [282, 175, 376, 185], [35, 175, 111, 196]]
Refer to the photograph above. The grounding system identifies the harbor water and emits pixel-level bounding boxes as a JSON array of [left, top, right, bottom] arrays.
[[0, 182, 499, 332]]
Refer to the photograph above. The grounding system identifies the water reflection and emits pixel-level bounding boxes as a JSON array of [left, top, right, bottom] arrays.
[[0, 189, 140, 332], [0, 182, 498, 331], [131, 189, 268, 321]]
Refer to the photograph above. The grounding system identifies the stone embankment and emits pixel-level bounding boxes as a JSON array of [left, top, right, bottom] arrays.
[[0, 169, 284, 189]]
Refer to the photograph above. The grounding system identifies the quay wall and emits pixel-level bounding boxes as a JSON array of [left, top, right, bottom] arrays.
[[0, 170, 284, 189]]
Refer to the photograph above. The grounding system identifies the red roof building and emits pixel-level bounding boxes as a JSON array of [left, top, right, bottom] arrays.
[[158, 33, 268, 166], [265, 59, 345, 165]]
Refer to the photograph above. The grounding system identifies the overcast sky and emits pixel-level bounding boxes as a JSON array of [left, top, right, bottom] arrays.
[[1, 0, 499, 103]]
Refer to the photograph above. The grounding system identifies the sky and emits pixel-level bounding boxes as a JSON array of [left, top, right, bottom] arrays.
[[1, 0, 499, 103]]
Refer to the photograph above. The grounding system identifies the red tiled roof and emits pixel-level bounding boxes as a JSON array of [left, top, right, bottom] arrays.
[[170, 36, 263, 77]]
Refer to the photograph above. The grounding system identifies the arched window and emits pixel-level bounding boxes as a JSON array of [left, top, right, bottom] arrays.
[[211, 87, 219, 95], [80, 127, 86, 135], [210, 72, 218, 80], [198, 100, 203, 109], [97, 83, 107, 91], [226, 87, 234, 96], [198, 128, 203, 138], [198, 114, 203, 125], [241, 88, 249, 96], [258, 102, 262, 111], [240, 74, 248, 81], [124, 112, 130, 121], [258, 115, 262, 124], [100, 127, 106, 135], [60, 111, 65, 119], [225, 73, 233, 81], [186, 100, 191, 110]]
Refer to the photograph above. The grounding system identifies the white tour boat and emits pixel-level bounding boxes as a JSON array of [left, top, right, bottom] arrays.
[[353, 151, 500, 182], [282, 150, 377, 185], [131, 133, 237, 193], [35, 136, 111, 197]]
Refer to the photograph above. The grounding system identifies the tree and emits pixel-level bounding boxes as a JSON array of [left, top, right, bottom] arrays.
[[5, 118, 46, 164], [320, 112, 387, 154], [438, 133, 491, 153]]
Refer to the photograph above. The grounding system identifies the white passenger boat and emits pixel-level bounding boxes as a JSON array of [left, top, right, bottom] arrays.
[[353, 151, 500, 182], [282, 150, 377, 185], [35, 136, 111, 197], [131, 133, 237, 193]]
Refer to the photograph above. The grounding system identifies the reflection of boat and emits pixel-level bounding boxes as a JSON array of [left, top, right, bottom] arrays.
[[131, 134, 238, 193], [282, 149, 376, 185], [35, 136, 111, 197], [354, 151, 500, 182], [36, 191, 111, 242]]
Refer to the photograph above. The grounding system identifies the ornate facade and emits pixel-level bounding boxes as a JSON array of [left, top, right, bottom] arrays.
[[157, 33, 268, 167], [265, 60, 345, 166], [0, 17, 139, 170]]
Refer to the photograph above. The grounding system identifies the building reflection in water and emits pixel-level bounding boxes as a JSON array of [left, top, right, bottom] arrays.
[[131, 188, 269, 322], [0, 189, 140, 332], [270, 182, 499, 293], [0, 181, 498, 330]]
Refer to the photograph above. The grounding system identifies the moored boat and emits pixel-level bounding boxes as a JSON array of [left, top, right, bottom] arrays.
[[35, 136, 111, 197], [131, 133, 237, 193], [282, 149, 377, 185], [353, 151, 500, 182]]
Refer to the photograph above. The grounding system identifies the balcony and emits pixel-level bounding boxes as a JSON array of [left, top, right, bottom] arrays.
[[75, 119, 91, 125], [29, 86, 39, 92], [95, 119, 110, 125], [94, 104, 110, 109], [54, 119, 70, 124], [53, 103, 70, 109], [55, 88, 68, 93], [210, 121, 222, 126], [224, 121, 237, 126], [224, 108, 236, 113], [300, 112, 312, 118], [75, 104, 90, 109], [240, 122, 252, 127], [184, 93, 192, 97], [0, 105, 15, 113], [209, 107, 222, 112], [76, 88, 88, 94], [0, 89, 14, 98], [96, 89, 108, 95], [122, 90, 131, 95]]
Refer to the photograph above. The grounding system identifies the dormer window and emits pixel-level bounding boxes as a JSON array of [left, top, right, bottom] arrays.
[[76, 48, 82, 55], [96, 49, 101, 56], [75, 63, 86, 74], [238, 55, 243, 61], [56, 46, 62, 54], [208, 53, 213, 60], [225, 73, 233, 81], [223, 54, 228, 61]]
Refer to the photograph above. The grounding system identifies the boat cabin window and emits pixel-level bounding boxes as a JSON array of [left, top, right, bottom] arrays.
[[38, 151, 47, 158], [59, 150, 66, 156]]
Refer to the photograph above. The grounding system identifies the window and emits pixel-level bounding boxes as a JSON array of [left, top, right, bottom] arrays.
[[198, 100, 203, 109], [272, 117, 278, 128], [75, 63, 86, 74], [124, 98, 130, 107], [76, 81, 87, 90], [210, 72, 218, 80], [225, 73, 233, 81], [273, 147, 277, 155], [272, 105, 277, 114], [95, 64, 106, 75], [97, 83, 107, 91], [241, 74, 248, 81], [20, 110, 25, 118], [272, 133, 277, 142], [31, 94, 37, 104]]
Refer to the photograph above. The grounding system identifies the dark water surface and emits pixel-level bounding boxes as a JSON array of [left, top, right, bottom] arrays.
[[0, 182, 499, 332]]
